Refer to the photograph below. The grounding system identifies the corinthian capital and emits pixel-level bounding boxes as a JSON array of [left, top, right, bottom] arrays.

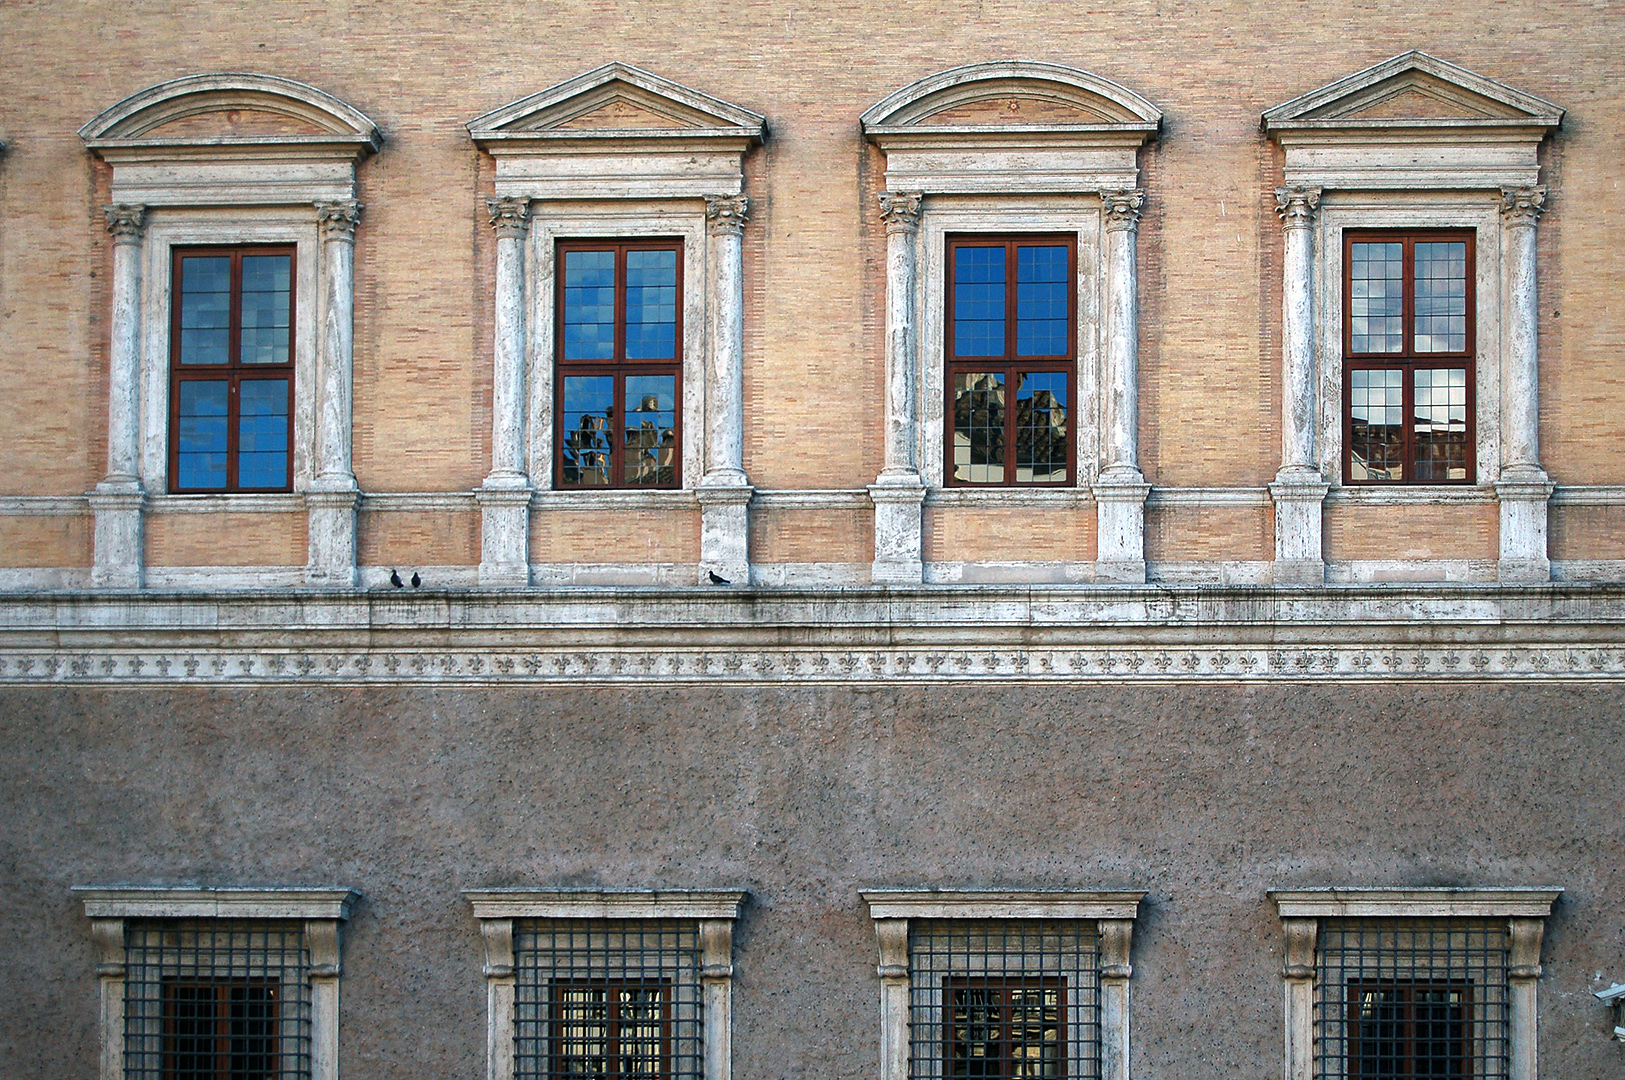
[[315, 200, 362, 241], [1102, 189, 1144, 232], [1500, 186, 1547, 226], [103, 204, 146, 243], [878, 191, 923, 235], [704, 194, 749, 236], [1274, 186, 1322, 229], [486, 196, 532, 240]]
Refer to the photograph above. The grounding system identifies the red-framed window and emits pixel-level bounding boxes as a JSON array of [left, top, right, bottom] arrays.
[[161, 978, 281, 1080], [945, 236, 1075, 487], [555, 240, 683, 489], [169, 246, 295, 493], [549, 980, 672, 1080], [945, 977, 1066, 1080], [1347, 980, 1472, 1079], [1343, 230, 1475, 484]]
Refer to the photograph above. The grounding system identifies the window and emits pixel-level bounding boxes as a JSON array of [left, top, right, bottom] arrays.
[[1344, 231, 1475, 485], [863, 891, 1142, 1080], [556, 240, 683, 489], [946, 237, 1075, 487], [467, 889, 746, 1080], [170, 247, 296, 493], [76, 887, 359, 1080]]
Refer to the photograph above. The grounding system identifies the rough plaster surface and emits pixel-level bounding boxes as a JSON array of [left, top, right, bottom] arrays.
[[2, 683, 1621, 1078]]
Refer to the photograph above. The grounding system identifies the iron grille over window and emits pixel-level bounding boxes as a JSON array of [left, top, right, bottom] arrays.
[[514, 919, 703, 1080], [909, 920, 1100, 1080], [1314, 918, 1508, 1080], [123, 919, 312, 1080]]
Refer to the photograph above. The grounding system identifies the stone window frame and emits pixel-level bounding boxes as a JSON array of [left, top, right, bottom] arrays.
[[465, 888, 748, 1080], [1269, 887, 1560, 1080], [467, 63, 764, 587], [74, 885, 361, 1080], [860, 62, 1162, 585], [79, 73, 382, 588], [861, 890, 1144, 1080]]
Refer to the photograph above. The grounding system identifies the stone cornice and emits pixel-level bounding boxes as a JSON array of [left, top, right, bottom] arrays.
[[75, 885, 361, 920], [465, 888, 748, 921]]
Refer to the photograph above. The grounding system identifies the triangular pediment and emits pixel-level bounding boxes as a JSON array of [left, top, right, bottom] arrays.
[[863, 61, 1161, 132], [1263, 51, 1562, 133], [469, 63, 765, 143], [80, 74, 381, 153]]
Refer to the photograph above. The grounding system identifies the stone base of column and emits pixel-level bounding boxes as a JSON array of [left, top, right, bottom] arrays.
[[477, 481, 532, 587], [697, 478, 752, 586], [1496, 466, 1554, 583], [1269, 470, 1330, 586], [305, 486, 359, 587], [89, 480, 145, 589], [868, 475, 926, 586], [1094, 467, 1149, 584]]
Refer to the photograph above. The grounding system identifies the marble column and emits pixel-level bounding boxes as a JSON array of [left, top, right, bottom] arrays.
[[1506, 917, 1544, 1080], [1094, 189, 1150, 584], [696, 194, 753, 585], [91, 204, 147, 588], [478, 918, 517, 1080], [478, 197, 534, 586], [1269, 186, 1330, 585], [305, 920, 344, 1080], [1496, 186, 1553, 582], [869, 190, 927, 585], [700, 920, 736, 1080], [873, 919, 911, 1080], [1098, 920, 1134, 1080], [1280, 918, 1318, 1080], [306, 200, 362, 586]]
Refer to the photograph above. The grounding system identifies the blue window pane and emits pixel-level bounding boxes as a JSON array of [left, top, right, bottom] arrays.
[[953, 247, 1006, 357], [240, 255, 292, 364], [622, 375, 677, 486], [625, 249, 678, 360], [1015, 371, 1068, 483], [176, 380, 229, 489], [563, 250, 616, 360], [237, 379, 290, 488], [179, 256, 231, 365], [561, 375, 615, 485], [1015, 245, 1069, 356]]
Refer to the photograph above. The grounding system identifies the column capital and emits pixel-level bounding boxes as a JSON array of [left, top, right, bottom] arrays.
[[1274, 185, 1322, 229], [704, 193, 749, 236], [315, 199, 362, 241], [1102, 189, 1144, 232], [1501, 186, 1547, 226], [103, 204, 146, 244], [878, 190, 923, 234], [486, 196, 531, 240]]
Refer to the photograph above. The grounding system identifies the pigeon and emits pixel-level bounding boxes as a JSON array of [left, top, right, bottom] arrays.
[[410, 571, 421, 588], [389, 569, 404, 588], [707, 570, 730, 585]]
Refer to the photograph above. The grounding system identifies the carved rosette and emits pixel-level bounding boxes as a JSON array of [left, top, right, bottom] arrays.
[[315, 200, 363, 242], [103, 204, 146, 244], [486, 196, 532, 240], [878, 190, 923, 235], [704, 194, 749, 237], [1500, 186, 1547, 227], [1274, 186, 1322, 230], [1102, 189, 1145, 233]]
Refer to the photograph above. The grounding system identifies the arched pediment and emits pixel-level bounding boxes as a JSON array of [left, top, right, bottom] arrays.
[[862, 61, 1161, 132], [80, 73, 381, 153], [468, 63, 764, 144]]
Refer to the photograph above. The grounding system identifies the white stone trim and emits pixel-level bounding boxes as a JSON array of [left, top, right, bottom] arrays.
[[862, 890, 1143, 921], [76, 885, 360, 920], [465, 888, 747, 921], [0, 496, 91, 516], [1269, 887, 1560, 919]]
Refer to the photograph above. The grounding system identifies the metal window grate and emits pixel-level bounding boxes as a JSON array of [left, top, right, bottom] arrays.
[[1314, 918, 1509, 1080], [514, 919, 703, 1080], [124, 919, 311, 1080], [909, 920, 1100, 1080]]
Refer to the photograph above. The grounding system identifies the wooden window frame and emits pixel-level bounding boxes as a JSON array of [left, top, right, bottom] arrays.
[[1346, 979, 1473, 1080], [1341, 229, 1476, 486], [554, 238, 685, 491], [943, 234, 1077, 488], [548, 978, 674, 1080], [161, 977, 282, 1080], [944, 976, 1068, 1080], [167, 245, 297, 494]]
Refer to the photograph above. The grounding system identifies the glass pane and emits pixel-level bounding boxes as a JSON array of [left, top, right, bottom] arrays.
[[1349, 242, 1404, 353], [562, 250, 616, 360], [952, 371, 1005, 483], [617, 987, 665, 1079], [237, 379, 290, 489], [178, 255, 231, 365], [1348, 369, 1404, 481], [561, 376, 615, 486], [1413, 368, 1468, 482], [554, 986, 611, 1078], [1014, 372, 1068, 483], [1414, 242, 1468, 353], [1015, 245, 1069, 356], [953, 246, 1007, 358], [624, 249, 678, 360], [176, 380, 229, 489], [622, 375, 677, 486], [239, 255, 292, 364]]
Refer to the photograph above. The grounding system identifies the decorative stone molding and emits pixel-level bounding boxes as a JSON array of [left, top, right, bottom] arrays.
[[878, 190, 922, 233], [1274, 185, 1321, 228], [1101, 188, 1144, 232], [1500, 185, 1547, 225], [704, 193, 749, 235], [486, 195, 532, 239], [103, 203, 146, 242], [315, 199, 361, 240]]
